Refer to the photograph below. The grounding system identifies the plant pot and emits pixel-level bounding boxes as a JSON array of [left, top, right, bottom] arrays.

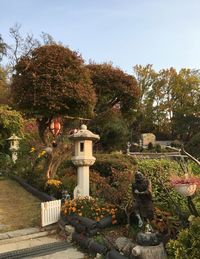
[[174, 184, 197, 196]]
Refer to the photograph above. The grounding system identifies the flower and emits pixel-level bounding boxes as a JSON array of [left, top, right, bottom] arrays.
[[62, 197, 118, 224], [30, 147, 36, 153], [45, 179, 62, 188], [38, 150, 46, 158], [170, 174, 200, 187]]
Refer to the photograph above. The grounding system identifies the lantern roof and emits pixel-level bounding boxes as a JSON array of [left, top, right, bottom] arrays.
[[69, 124, 100, 141], [7, 134, 22, 141]]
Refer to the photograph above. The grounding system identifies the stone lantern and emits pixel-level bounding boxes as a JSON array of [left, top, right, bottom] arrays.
[[69, 124, 100, 198], [7, 134, 22, 163]]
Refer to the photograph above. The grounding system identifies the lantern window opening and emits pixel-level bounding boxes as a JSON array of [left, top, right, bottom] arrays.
[[80, 142, 84, 152]]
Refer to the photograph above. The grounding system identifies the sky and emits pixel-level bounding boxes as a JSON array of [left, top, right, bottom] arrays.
[[1, 0, 200, 74]]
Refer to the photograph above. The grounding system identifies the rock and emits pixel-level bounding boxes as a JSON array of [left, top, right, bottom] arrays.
[[115, 237, 132, 251], [115, 237, 136, 257], [106, 249, 129, 259], [132, 243, 167, 259], [65, 225, 75, 242], [115, 237, 129, 251], [136, 231, 161, 246], [122, 242, 135, 257]]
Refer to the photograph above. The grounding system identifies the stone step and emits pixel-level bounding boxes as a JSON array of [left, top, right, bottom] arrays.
[[0, 240, 71, 258], [0, 227, 57, 245], [0, 227, 86, 259]]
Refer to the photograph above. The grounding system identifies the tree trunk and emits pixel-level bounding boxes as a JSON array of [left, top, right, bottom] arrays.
[[45, 143, 72, 179]]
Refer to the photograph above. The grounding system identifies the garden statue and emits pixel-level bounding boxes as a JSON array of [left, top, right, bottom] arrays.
[[132, 171, 163, 250], [132, 171, 154, 230], [61, 190, 71, 204]]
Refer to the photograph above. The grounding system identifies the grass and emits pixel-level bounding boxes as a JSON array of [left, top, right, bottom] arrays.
[[0, 177, 41, 233]]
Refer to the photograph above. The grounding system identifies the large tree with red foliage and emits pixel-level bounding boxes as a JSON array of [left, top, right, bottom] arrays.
[[11, 44, 96, 178], [87, 63, 139, 115]]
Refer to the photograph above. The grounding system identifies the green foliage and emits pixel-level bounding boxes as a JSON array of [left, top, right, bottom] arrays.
[[0, 152, 13, 173], [155, 143, 162, 153], [11, 44, 96, 118], [90, 110, 130, 152], [137, 159, 189, 214], [0, 105, 23, 152], [190, 161, 200, 176], [92, 153, 137, 176], [133, 65, 200, 141], [0, 35, 7, 61], [166, 217, 200, 259], [0, 67, 10, 105], [13, 138, 48, 190], [60, 168, 76, 196], [171, 140, 182, 148], [185, 132, 200, 159]]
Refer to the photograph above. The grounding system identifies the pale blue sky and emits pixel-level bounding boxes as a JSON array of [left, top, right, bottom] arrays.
[[1, 0, 200, 73]]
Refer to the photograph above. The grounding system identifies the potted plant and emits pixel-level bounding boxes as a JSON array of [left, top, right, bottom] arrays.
[[170, 173, 200, 197]]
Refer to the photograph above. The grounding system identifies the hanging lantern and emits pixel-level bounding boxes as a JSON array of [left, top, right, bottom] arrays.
[[50, 119, 61, 136]]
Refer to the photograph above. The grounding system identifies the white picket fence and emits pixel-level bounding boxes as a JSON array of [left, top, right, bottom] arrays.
[[41, 200, 61, 227]]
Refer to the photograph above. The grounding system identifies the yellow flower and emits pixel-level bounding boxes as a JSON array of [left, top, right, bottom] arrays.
[[30, 147, 36, 153], [38, 150, 46, 158]]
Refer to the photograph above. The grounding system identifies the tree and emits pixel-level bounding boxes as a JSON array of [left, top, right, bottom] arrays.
[[0, 66, 10, 105], [8, 24, 40, 67], [8, 24, 57, 69], [0, 35, 7, 61], [0, 105, 23, 152], [90, 110, 129, 152], [87, 63, 139, 116], [133, 65, 157, 136], [87, 63, 140, 149], [11, 44, 96, 178], [133, 65, 200, 141], [171, 69, 200, 140]]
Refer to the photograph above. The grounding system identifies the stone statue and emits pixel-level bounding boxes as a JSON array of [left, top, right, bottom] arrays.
[[132, 171, 154, 229]]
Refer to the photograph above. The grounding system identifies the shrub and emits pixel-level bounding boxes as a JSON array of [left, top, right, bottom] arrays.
[[137, 159, 189, 214], [171, 140, 182, 148], [0, 152, 13, 173], [166, 217, 200, 259], [0, 105, 23, 152], [185, 132, 200, 159], [45, 179, 64, 198], [155, 144, 162, 153], [92, 153, 137, 176], [89, 110, 129, 152], [60, 169, 76, 196]]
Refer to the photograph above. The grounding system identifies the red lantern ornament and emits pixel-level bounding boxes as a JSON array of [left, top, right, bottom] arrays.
[[50, 119, 61, 136]]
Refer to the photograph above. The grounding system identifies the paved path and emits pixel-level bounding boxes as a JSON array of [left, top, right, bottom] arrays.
[[0, 229, 86, 258], [0, 178, 40, 232], [0, 178, 87, 258]]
